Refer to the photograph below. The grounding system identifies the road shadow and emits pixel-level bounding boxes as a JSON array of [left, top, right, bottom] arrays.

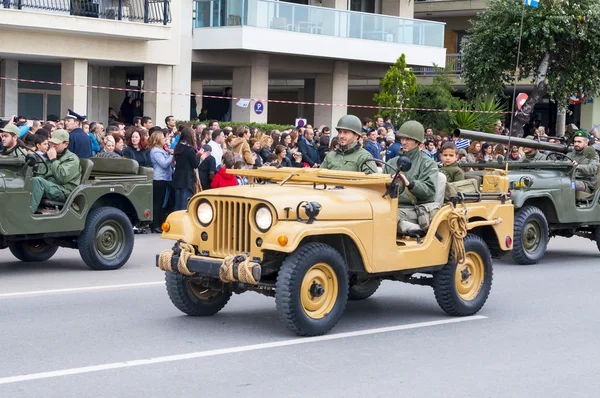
[[495, 249, 600, 268], [0, 257, 89, 275]]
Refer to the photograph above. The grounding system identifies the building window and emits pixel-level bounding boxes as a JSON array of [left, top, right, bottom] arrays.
[[18, 89, 60, 121], [350, 0, 374, 13]]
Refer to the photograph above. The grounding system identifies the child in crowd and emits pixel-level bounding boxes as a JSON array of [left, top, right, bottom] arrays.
[[33, 134, 49, 156], [211, 152, 238, 188], [439, 142, 465, 182]]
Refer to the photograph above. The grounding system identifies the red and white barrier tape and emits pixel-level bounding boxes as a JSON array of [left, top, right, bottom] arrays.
[[0, 76, 511, 114]]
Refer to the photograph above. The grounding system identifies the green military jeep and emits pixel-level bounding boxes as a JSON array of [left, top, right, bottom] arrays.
[[0, 154, 153, 270], [455, 129, 600, 265]]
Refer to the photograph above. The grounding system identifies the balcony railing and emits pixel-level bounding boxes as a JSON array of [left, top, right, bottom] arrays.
[[194, 0, 445, 48], [1, 0, 171, 24], [414, 53, 462, 75]]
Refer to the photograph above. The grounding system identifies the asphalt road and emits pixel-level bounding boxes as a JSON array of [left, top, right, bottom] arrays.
[[1, 234, 599, 397]]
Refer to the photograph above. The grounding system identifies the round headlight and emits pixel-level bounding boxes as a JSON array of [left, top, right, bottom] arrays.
[[197, 201, 213, 226], [255, 206, 273, 232]]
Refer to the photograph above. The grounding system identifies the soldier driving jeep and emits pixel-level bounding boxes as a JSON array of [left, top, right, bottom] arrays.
[[384, 121, 439, 233]]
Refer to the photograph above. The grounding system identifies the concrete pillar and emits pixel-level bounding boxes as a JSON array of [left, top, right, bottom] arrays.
[[87, 66, 110, 126], [580, 100, 600, 131], [61, 59, 88, 119], [171, 0, 193, 122], [109, 67, 128, 113], [144, 64, 173, 124], [304, 79, 315, 124], [191, 80, 203, 115], [321, 0, 346, 10], [381, 0, 414, 18], [232, 54, 269, 123], [314, 61, 348, 135], [0, 59, 18, 117]]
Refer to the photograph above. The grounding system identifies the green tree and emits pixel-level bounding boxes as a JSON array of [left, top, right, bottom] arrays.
[[408, 63, 463, 133], [374, 54, 417, 127], [462, 0, 600, 136]]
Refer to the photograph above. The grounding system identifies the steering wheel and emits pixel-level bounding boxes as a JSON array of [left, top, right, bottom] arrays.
[[22, 146, 49, 176], [545, 152, 573, 162], [357, 158, 386, 174]]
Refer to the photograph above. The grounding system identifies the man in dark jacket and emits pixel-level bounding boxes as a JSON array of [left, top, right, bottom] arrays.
[[65, 109, 92, 159], [386, 132, 402, 161], [364, 129, 382, 160], [297, 127, 320, 167]]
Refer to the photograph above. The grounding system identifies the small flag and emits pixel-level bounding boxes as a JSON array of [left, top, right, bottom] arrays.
[[455, 139, 470, 150], [524, 0, 539, 8]]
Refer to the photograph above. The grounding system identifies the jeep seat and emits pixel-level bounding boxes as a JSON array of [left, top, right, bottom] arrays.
[[575, 164, 600, 202], [40, 158, 94, 209], [399, 172, 447, 235], [90, 157, 139, 175]]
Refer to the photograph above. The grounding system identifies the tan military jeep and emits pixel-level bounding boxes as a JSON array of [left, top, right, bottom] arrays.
[[157, 160, 514, 336]]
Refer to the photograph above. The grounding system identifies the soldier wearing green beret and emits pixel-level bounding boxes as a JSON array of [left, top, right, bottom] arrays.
[[567, 130, 599, 193], [31, 129, 82, 213]]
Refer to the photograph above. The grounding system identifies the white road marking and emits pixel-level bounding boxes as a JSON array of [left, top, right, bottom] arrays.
[[0, 281, 163, 299], [0, 315, 486, 385]]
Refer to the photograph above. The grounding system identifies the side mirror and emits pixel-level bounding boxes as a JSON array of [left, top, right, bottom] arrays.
[[397, 156, 412, 172], [25, 154, 37, 168]]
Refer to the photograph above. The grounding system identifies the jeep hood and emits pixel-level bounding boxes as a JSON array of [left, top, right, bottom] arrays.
[[203, 184, 375, 220]]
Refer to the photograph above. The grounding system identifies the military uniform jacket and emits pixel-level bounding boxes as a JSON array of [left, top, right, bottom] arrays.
[[439, 162, 465, 183], [43, 149, 82, 195], [320, 142, 374, 172], [0, 145, 27, 160], [568, 148, 599, 190], [519, 150, 546, 162], [385, 147, 438, 206]]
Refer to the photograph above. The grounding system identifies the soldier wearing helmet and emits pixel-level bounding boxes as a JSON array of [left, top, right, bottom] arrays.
[[320, 115, 375, 172], [384, 120, 439, 231]]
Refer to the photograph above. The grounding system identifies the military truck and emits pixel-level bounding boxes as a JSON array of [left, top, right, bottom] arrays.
[[454, 129, 600, 265], [0, 153, 153, 270], [156, 159, 513, 336]]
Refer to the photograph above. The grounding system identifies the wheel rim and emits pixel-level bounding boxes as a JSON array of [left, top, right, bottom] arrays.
[[95, 221, 125, 260], [522, 220, 542, 254], [300, 263, 338, 319], [189, 281, 220, 300], [455, 251, 485, 301]]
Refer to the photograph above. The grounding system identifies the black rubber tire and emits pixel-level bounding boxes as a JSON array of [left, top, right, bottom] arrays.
[[275, 242, 349, 336], [511, 206, 549, 265], [8, 240, 58, 262], [78, 207, 134, 270], [348, 278, 381, 300], [165, 272, 232, 316], [433, 234, 493, 317]]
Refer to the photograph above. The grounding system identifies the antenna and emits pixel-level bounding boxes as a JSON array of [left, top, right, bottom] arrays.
[[506, 3, 527, 173]]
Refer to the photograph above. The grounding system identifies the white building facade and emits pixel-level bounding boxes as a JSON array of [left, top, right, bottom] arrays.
[[0, 0, 445, 128]]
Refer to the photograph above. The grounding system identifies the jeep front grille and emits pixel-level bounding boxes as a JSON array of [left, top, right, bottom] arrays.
[[213, 200, 252, 257]]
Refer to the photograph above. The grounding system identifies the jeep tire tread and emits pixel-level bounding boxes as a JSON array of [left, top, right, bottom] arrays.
[[275, 242, 349, 336], [78, 207, 134, 270], [512, 206, 549, 265], [348, 278, 381, 300], [433, 234, 493, 316], [165, 272, 232, 316], [9, 240, 58, 262]]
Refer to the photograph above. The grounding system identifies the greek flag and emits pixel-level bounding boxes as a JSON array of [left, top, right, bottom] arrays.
[[524, 0, 539, 8], [455, 139, 470, 150]]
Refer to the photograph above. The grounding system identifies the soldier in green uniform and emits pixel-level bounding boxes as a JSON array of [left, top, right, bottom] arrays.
[[320, 115, 375, 172], [519, 136, 546, 162], [0, 124, 27, 159], [567, 130, 599, 193], [31, 129, 82, 213], [384, 121, 439, 232]]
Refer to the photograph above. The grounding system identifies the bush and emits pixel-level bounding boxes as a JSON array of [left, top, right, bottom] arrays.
[[178, 120, 294, 132]]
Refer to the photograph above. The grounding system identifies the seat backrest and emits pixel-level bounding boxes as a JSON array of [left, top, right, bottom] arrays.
[[89, 157, 139, 175], [434, 172, 447, 205], [595, 164, 600, 189], [79, 158, 94, 183], [137, 166, 154, 180]]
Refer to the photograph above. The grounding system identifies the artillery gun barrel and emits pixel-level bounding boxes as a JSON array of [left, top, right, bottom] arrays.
[[453, 129, 569, 154]]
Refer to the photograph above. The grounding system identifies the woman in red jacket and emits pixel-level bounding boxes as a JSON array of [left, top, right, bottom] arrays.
[[211, 151, 238, 188]]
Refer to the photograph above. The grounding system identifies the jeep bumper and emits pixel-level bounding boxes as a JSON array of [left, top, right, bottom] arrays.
[[156, 254, 222, 278]]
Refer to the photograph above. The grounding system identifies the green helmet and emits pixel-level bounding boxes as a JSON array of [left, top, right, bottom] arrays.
[[335, 115, 362, 135], [397, 120, 425, 143]]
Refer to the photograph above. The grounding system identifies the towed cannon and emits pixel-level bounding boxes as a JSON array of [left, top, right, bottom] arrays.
[[453, 129, 569, 154]]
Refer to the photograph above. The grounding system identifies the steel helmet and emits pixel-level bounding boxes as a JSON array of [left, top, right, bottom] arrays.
[[397, 120, 425, 143], [335, 115, 362, 135]]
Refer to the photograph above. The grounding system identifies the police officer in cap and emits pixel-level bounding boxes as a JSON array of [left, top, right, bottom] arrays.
[[65, 109, 92, 159], [320, 115, 374, 172]]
